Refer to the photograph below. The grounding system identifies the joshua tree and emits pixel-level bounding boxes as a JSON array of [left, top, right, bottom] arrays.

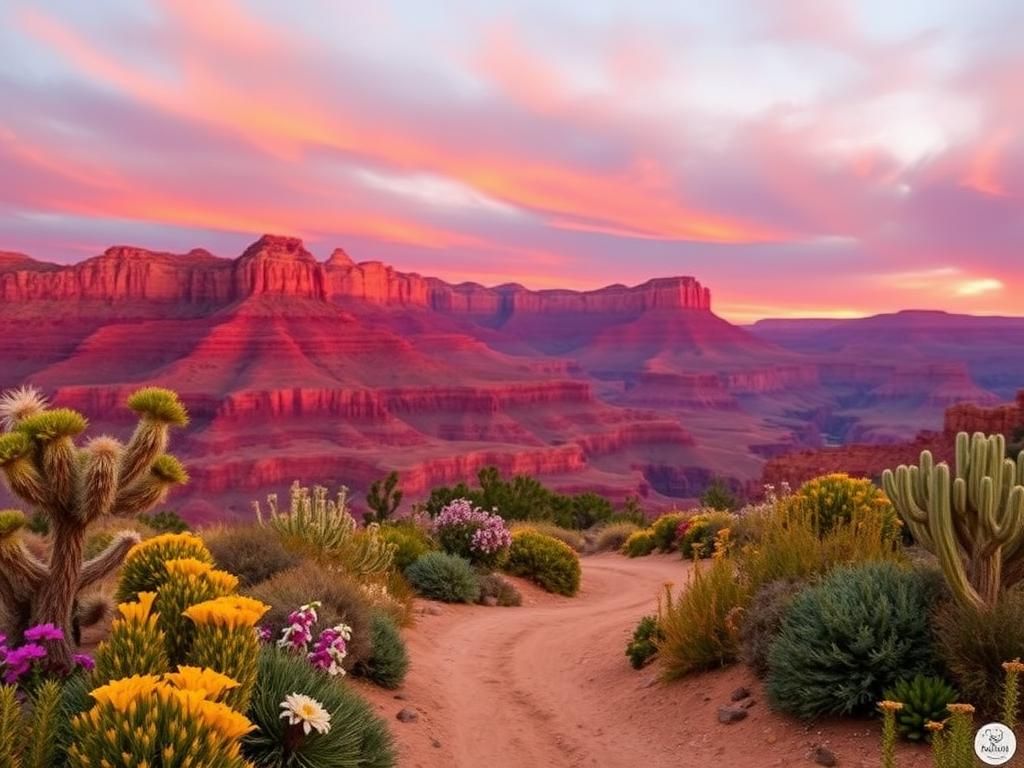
[[365, 471, 403, 524], [883, 431, 1024, 611], [0, 386, 189, 668]]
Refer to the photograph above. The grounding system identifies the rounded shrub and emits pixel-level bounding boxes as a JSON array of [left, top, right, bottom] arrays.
[[766, 562, 939, 718], [787, 473, 899, 536], [621, 529, 656, 557], [649, 512, 687, 552], [356, 613, 409, 689], [678, 510, 736, 559], [433, 498, 511, 568], [510, 521, 585, 552], [476, 572, 522, 607], [593, 521, 639, 552], [405, 552, 480, 603], [626, 614, 662, 670], [883, 674, 957, 742], [378, 523, 435, 572], [739, 579, 802, 678], [247, 561, 374, 670], [505, 530, 581, 596], [116, 532, 213, 602], [203, 523, 301, 587], [244, 646, 396, 768]]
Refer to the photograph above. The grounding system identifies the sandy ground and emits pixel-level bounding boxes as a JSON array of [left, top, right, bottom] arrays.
[[355, 553, 934, 768]]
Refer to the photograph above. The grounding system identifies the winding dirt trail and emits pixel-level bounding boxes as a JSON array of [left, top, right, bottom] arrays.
[[355, 553, 931, 768]]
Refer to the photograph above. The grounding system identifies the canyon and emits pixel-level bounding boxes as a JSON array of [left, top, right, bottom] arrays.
[[0, 234, 1021, 520]]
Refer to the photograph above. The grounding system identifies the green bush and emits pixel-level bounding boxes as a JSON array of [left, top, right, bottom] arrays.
[[787, 473, 899, 536], [935, 588, 1024, 718], [678, 510, 736, 559], [766, 562, 939, 718], [247, 561, 374, 670], [202, 523, 301, 587], [378, 522, 435, 572], [739, 579, 802, 678], [405, 552, 480, 603], [505, 530, 581, 596], [883, 674, 957, 742], [621, 529, 656, 557], [626, 614, 662, 670], [701, 478, 738, 511], [510, 521, 585, 552], [476, 572, 522, 607], [593, 522, 639, 552], [650, 512, 687, 552], [137, 509, 190, 533], [658, 557, 750, 679], [356, 614, 409, 689], [244, 646, 395, 768]]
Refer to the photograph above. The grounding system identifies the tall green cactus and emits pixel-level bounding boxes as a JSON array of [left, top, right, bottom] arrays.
[[882, 432, 1024, 611], [0, 386, 189, 668]]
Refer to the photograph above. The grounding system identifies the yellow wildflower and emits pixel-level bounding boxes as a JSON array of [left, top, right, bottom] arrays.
[[116, 591, 158, 623], [184, 596, 269, 629], [89, 675, 166, 712], [164, 558, 213, 578], [163, 666, 239, 701], [947, 703, 976, 715], [925, 720, 945, 732], [1003, 659, 1024, 673], [877, 700, 904, 712], [204, 569, 240, 594]]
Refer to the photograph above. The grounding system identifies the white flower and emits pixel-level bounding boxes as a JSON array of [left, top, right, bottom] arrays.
[[0, 386, 48, 432], [280, 693, 332, 735]]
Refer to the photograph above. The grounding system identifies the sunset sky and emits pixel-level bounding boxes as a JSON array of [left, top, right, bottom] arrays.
[[1, 0, 1021, 322]]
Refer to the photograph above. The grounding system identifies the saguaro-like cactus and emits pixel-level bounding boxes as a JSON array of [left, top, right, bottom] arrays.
[[882, 431, 1024, 611], [0, 386, 189, 668]]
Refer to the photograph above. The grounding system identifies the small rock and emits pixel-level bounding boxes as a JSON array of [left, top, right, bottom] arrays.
[[718, 706, 748, 724], [482, 596, 498, 607], [741, 698, 757, 709], [703, 695, 712, 702], [812, 746, 837, 767], [730, 686, 751, 702], [393, 694, 406, 701], [427, 605, 443, 616], [431, 739, 442, 749], [396, 708, 418, 723]]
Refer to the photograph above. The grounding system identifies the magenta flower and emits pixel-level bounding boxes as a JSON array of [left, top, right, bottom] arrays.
[[72, 653, 95, 671], [24, 624, 64, 643], [2, 643, 47, 684]]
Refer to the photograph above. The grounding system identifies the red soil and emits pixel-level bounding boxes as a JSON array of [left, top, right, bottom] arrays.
[[354, 554, 932, 768]]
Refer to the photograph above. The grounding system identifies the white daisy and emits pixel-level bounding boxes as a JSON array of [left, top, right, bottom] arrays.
[[0, 386, 48, 432], [280, 692, 332, 735]]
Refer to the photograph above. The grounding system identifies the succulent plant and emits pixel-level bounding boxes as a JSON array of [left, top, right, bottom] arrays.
[[883, 674, 958, 741]]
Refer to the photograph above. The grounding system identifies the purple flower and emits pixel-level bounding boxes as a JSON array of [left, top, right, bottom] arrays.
[[257, 625, 273, 643], [72, 653, 95, 671], [24, 624, 64, 643], [2, 643, 46, 684]]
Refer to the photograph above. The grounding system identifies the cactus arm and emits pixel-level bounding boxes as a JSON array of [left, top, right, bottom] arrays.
[[78, 437, 122, 523], [929, 464, 986, 612], [119, 388, 188, 488], [78, 530, 142, 591]]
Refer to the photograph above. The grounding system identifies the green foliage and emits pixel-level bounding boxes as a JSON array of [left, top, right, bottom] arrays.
[[510, 521, 585, 552], [649, 512, 686, 552], [202, 523, 301, 588], [621, 529, 656, 557], [16, 408, 88, 440], [626, 614, 663, 670], [244, 646, 396, 768], [615, 496, 646, 526], [92, 593, 170, 686], [739, 579, 802, 678], [25, 510, 49, 536], [137, 509, 190, 533], [248, 561, 374, 669], [678, 510, 737, 559], [357, 614, 409, 689], [126, 386, 189, 425], [116, 532, 214, 602], [365, 471, 403, 525], [658, 558, 750, 680], [593, 521, 639, 552], [505, 530, 581, 596], [23, 679, 62, 768], [790, 473, 898, 535], [377, 523, 434, 572], [0, 685, 21, 768], [0, 510, 25, 539], [935, 588, 1024, 718], [475, 572, 522, 607], [766, 562, 939, 718], [701, 478, 739, 511], [883, 674, 957, 742], [151, 454, 189, 484], [404, 552, 480, 604]]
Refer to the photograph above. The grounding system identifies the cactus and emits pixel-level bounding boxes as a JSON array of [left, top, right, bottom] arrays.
[[0, 386, 189, 668], [882, 431, 1024, 611], [365, 471, 403, 524]]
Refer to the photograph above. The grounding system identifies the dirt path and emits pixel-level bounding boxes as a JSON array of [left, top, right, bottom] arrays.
[[356, 553, 932, 768]]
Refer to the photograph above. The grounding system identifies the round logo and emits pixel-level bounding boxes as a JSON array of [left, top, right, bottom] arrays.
[[975, 722, 1017, 765]]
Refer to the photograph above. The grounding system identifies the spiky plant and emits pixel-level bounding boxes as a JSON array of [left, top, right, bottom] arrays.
[[92, 592, 170, 686], [154, 559, 239, 663], [0, 385, 189, 668], [365, 471, 403, 524], [117, 531, 213, 602], [882, 674, 957, 741], [23, 679, 62, 768], [0, 685, 21, 768]]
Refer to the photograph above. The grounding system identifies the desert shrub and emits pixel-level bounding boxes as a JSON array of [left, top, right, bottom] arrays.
[[360, 574, 416, 628], [883, 674, 957, 742], [83, 516, 157, 560], [202, 523, 301, 587], [378, 522, 435, 572], [739, 579, 803, 678], [505, 530, 581, 596], [787, 473, 899, 536], [658, 557, 750, 679], [626, 614, 663, 669], [593, 521, 639, 552], [650, 512, 687, 552], [137, 509, 190, 533], [356, 613, 409, 689], [935, 588, 1024, 718], [247, 562, 374, 669], [476, 572, 522, 607], [766, 562, 939, 718], [621, 529, 656, 557], [433, 498, 511, 568], [116, 532, 213, 602], [510, 521, 585, 552], [678, 510, 737, 559], [405, 552, 480, 603], [701, 478, 739, 511], [245, 646, 396, 768]]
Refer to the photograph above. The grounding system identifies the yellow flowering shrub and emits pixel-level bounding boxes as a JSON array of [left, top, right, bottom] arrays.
[[785, 473, 899, 537], [117, 531, 214, 601]]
